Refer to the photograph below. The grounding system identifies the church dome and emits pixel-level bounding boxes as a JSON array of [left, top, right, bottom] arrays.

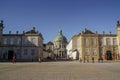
[[54, 29, 67, 42]]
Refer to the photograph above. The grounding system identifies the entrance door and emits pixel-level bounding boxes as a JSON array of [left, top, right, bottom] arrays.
[[8, 50, 14, 60], [106, 51, 112, 60]]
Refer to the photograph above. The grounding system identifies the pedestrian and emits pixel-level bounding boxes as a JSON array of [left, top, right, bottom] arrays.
[[98, 58, 100, 63], [92, 57, 94, 63], [87, 57, 89, 63], [79, 58, 82, 63], [83, 57, 86, 63], [38, 57, 41, 63], [101, 57, 103, 63], [12, 56, 16, 64]]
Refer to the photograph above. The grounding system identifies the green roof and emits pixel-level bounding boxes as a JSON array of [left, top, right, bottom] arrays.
[[54, 29, 67, 42]]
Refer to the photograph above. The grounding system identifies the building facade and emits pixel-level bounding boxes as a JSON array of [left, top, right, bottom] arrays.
[[43, 41, 54, 60], [0, 21, 43, 61], [66, 35, 79, 60], [67, 21, 120, 61]]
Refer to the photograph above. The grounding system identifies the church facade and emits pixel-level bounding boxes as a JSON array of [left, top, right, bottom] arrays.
[[42, 29, 68, 61], [0, 21, 43, 61], [53, 29, 68, 60]]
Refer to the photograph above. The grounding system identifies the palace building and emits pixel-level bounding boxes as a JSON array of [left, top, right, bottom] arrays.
[[67, 21, 120, 61], [1, 20, 120, 62], [0, 20, 43, 61]]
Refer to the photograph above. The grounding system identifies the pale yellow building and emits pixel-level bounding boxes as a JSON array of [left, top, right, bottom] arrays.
[[67, 21, 120, 61]]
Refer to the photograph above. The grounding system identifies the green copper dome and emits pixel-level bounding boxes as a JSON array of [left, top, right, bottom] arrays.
[[54, 29, 67, 42]]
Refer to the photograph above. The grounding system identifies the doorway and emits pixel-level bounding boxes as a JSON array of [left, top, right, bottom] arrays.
[[106, 51, 112, 60], [8, 50, 14, 60]]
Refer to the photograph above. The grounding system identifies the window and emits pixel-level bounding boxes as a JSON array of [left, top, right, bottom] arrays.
[[99, 38, 103, 46], [10, 38, 14, 45], [24, 37, 29, 44], [100, 48, 104, 56], [7, 38, 10, 44], [31, 49, 35, 56], [31, 38, 36, 43], [61, 45, 65, 48], [106, 38, 111, 46], [3, 38, 7, 44], [113, 38, 117, 45], [59, 45, 61, 48], [17, 38, 21, 45], [24, 49, 28, 55], [64, 45, 66, 48], [85, 38, 89, 47], [113, 49, 118, 54], [16, 49, 20, 54], [49, 46, 51, 49], [85, 48, 89, 55], [92, 38, 96, 46], [16, 49, 21, 56], [93, 49, 97, 55]]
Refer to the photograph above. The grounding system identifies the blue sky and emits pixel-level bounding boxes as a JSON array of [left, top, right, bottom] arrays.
[[0, 0, 120, 43]]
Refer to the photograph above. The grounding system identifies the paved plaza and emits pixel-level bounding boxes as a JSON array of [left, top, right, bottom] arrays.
[[0, 61, 120, 80]]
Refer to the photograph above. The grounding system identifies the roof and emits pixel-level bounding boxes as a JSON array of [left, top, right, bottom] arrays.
[[24, 27, 44, 39], [54, 29, 67, 42], [25, 27, 38, 34], [47, 41, 54, 45], [2, 27, 44, 40], [98, 34, 117, 37], [82, 28, 95, 34]]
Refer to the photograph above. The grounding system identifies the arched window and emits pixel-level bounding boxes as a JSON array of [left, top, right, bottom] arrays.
[[24, 49, 28, 55], [85, 48, 89, 55], [113, 38, 117, 45], [99, 38, 103, 46], [93, 49, 97, 55], [3, 38, 7, 44], [92, 38, 96, 46], [100, 48, 104, 56], [85, 38, 89, 47], [17, 38, 21, 45], [10, 38, 14, 45], [106, 38, 111, 46]]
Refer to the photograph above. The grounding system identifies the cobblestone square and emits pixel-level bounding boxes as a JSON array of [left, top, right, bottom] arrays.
[[0, 61, 120, 80]]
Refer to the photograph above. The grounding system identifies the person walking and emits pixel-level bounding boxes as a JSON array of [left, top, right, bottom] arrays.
[[12, 56, 16, 64], [92, 57, 94, 63], [79, 58, 82, 63], [38, 57, 41, 63], [83, 57, 86, 63]]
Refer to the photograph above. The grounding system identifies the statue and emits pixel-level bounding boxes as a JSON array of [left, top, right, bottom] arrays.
[[0, 20, 3, 26], [117, 21, 119, 25]]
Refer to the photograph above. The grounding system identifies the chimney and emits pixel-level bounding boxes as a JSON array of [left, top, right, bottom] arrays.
[[33, 27, 35, 31], [9, 31, 11, 34], [103, 31, 105, 34], [96, 31, 98, 34], [16, 31, 18, 34], [23, 31, 25, 34], [117, 20, 120, 27], [1, 20, 3, 24], [110, 31, 111, 35]]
